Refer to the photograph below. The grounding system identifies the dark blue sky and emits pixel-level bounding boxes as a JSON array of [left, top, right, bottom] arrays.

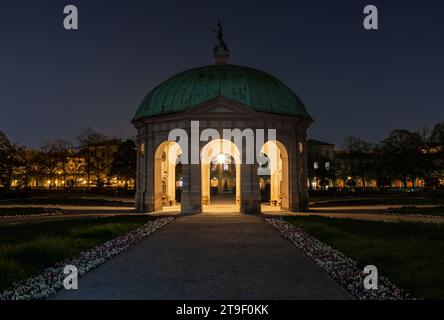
[[0, 0, 443, 148]]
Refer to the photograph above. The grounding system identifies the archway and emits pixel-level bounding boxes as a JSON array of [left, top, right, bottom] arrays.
[[260, 140, 289, 210], [201, 139, 241, 209], [154, 141, 182, 212]]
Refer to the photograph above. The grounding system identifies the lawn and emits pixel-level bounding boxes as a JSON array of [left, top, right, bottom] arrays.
[[0, 207, 62, 217], [0, 216, 152, 291], [0, 197, 132, 206], [284, 216, 444, 299], [311, 196, 444, 207], [381, 206, 444, 217]]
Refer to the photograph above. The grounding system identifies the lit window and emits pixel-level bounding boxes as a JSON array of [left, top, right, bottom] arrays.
[[312, 178, 317, 189]]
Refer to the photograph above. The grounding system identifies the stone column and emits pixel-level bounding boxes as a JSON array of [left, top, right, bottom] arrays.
[[180, 126, 202, 214], [287, 131, 309, 212], [236, 164, 241, 205], [287, 138, 300, 212], [167, 156, 176, 205], [153, 152, 164, 211], [143, 129, 156, 212], [270, 170, 280, 206], [181, 163, 202, 214], [298, 131, 309, 211], [281, 156, 289, 210], [201, 163, 210, 205], [135, 126, 146, 212], [268, 146, 280, 206], [240, 138, 261, 214], [216, 164, 221, 192], [240, 163, 261, 214]]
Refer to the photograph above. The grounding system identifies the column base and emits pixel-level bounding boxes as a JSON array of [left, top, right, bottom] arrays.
[[300, 191, 309, 212], [180, 192, 202, 215], [135, 192, 144, 212], [136, 191, 156, 213], [289, 192, 309, 212], [240, 197, 261, 214], [140, 192, 156, 213]]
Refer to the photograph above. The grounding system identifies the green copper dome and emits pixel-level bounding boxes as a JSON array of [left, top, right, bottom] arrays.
[[133, 64, 311, 120]]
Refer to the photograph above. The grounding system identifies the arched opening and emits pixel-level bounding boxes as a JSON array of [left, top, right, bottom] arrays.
[[208, 154, 237, 204], [201, 139, 241, 210], [260, 140, 289, 211], [154, 141, 182, 212]]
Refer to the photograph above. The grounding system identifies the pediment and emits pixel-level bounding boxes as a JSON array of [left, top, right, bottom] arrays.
[[206, 105, 236, 113], [186, 96, 254, 114]]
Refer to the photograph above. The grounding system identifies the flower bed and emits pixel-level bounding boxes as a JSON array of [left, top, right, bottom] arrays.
[[265, 217, 411, 300], [0, 217, 174, 300]]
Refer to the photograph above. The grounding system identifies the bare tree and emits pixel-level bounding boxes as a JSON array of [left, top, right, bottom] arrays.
[[77, 127, 109, 188], [0, 131, 20, 189], [40, 141, 61, 189], [342, 136, 374, 188]]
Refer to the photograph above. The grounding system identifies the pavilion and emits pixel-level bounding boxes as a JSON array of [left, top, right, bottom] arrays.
[[132, 24, 312, 214]]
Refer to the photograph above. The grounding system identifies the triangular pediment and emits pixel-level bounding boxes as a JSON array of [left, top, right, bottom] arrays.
[[206, 105, 235, 113], [187, 96, 254, 114]]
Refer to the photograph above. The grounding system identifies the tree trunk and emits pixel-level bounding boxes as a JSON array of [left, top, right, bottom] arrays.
[[402, 177, 408, 188]]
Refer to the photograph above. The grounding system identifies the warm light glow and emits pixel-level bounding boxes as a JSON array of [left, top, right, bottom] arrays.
[[312, 178, 317, 189], [217, 153, 226, 164]]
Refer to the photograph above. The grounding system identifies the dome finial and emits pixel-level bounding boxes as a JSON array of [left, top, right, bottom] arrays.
[[213, 21, 230, 65]]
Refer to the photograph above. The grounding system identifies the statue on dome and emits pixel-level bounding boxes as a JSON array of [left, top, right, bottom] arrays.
[[213, 21, 229, 53]]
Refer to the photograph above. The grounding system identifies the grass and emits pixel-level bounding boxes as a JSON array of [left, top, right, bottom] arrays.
[[0, 197, 132, 206], [0, 216, 152, 290], [311, 196, 444, 207], [381, 206, 444, 217], [0, 207, 61, 217], [284, 216, 444, 299]]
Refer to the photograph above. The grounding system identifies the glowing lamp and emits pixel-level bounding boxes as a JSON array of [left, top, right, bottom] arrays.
[[217, 153, 226, 164]]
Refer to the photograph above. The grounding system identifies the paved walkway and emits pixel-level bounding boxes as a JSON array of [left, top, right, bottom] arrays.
[[53, 213, 351, 300]]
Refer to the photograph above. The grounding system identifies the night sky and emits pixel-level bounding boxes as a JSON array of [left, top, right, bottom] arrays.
[[0, 0, 443, 148]]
